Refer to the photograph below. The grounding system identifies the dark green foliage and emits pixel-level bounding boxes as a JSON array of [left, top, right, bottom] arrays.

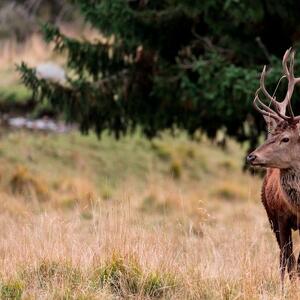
[[18, 0, 300, 149]]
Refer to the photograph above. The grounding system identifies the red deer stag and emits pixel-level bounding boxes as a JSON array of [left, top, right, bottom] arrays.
[[247, 48, 300, 284]]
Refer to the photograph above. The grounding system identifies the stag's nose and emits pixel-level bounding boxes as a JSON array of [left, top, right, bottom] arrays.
[[247, 154, 257, 163]]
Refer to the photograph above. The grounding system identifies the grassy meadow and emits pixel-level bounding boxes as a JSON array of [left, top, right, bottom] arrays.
[[0, 128, 294, 300], [0, 36, 299, 300]]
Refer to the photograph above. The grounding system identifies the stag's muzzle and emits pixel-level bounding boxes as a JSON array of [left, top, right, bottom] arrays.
[[247, 153, 257, 164]]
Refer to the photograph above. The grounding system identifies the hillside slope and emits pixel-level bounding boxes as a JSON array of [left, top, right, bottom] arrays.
[[0, 130, 295, 299]]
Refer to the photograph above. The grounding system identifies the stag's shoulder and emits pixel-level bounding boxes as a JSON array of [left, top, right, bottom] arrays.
[[262, 168, 289, 212]]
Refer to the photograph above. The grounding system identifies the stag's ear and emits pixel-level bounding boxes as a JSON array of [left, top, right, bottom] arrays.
[[263, 115, 277, 134]]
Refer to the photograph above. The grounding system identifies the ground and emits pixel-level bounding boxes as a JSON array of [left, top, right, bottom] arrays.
[[0, 129, 297, 299]]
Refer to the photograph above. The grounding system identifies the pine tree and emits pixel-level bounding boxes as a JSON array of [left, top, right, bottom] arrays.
[[18, 0, 300, 149]]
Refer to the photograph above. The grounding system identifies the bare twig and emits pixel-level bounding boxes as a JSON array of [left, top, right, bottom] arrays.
[[255, 37, 272, 63]]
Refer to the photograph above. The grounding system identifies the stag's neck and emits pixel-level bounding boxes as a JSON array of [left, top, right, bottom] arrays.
[[280, 168, 300, 207]]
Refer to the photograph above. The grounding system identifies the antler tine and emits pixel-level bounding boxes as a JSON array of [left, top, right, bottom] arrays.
[[290, 50, 300, 85], [253, 90, 282, 122], [282, 47, 292, 77], [281, 48, 300, 120], [259, 66, 291, 120], [289, 49, 295, 78], [281, 48, 296, 118], [254, 48, 300, 123], [254, 89, 281, 115]]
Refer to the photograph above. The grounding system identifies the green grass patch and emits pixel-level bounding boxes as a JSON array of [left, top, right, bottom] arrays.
[[0, 279, 24, 300], [140, 194, 173, 215], [20, 260, 83, 290], [91, 254, 177, 298], [0, 84, 31, 104]]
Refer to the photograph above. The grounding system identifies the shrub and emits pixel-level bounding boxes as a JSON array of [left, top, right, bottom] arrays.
[[1, 279, 24, 300], [213, 181, 247, 201], [92, 254, 141, 296], [21, 260, 82, 290], [169, 158, 182, 179], [9, 165, 49, 201], [151, 141, 172, 161], [55, 177, 97, 208], [143, 272, 176, 298], [91, 254, 177, 298], [101, 185, 113, 201], [140, 194, 173, 215]]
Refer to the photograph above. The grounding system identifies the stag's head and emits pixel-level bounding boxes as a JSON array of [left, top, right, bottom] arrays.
[[247, 48, 300, 169]]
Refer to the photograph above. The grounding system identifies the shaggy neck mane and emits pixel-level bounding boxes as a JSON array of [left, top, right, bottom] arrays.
[[280, 168, 300, 207], [272, 120, 297, 135]]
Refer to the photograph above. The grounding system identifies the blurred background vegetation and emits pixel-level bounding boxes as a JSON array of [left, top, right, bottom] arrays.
[[16, 0, 300, 151], [0, 0, 75, 40]]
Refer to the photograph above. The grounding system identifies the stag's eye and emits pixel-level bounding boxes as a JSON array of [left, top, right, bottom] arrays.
[[281, 137, 290, 143]]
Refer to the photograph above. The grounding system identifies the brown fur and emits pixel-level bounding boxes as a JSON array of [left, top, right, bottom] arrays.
[[249, 121, 300, 283], [262, 169, 299, 231], [262, 168, 299, 282]]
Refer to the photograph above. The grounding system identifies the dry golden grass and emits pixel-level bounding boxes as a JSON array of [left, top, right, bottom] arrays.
[[0, 184, 292, 299], [0, 131, 296, 299]]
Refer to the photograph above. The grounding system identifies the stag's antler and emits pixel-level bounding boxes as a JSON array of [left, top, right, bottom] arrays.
[[254, 48, 300, 123]]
